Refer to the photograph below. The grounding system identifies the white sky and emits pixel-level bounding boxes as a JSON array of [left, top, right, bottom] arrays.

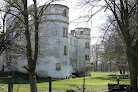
[[55, 0, 110, 44], [0, 0, 110, 44], [36, 0, 110, 44]]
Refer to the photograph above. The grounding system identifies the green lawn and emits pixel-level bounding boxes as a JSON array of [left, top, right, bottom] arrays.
[[0, 72, 130, 92]]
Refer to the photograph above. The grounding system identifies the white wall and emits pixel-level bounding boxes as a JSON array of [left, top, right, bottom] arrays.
[[3, 3, 91, 78], [74, 28, 91, 71], [68, 34, 78, 73], [36, 4, 70, 78]]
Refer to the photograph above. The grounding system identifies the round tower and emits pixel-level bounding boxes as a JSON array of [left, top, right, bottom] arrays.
[[37, 4, 69, 78]]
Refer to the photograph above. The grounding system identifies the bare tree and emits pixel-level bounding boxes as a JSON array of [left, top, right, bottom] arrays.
[[104, 0, 138, 91], [1, 0, 56, 92], [0, 9, 22, 71], [79, 0, 138, 91], [0, 12, 19, 55], [102, 31, 127, 73], [92, 44, 102, 72]]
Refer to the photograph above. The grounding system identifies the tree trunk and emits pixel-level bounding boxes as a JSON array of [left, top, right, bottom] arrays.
[[123, 67, 125, 74], [103, 0, 138, 91], [129, 62, 137, 92], [22, 0, 38, 91], [28, 70, 37, 92], [2, 65, 4, 71], [127, 46, 137, 92], [109, 61, 111, 72], [119, 69, 122, 74], [95, 61, 98, 72]]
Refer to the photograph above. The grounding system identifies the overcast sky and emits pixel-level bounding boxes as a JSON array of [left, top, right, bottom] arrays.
[[35, 0, 110, 44], [0, 0, 110, 44], [58, 0, 110, 44]]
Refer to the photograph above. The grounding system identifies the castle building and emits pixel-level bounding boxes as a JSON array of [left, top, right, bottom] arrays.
[[0, 3, 92, 78], [69, 28, 91, 76]]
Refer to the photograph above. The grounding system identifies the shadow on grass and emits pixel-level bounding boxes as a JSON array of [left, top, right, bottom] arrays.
[[14, 78, 58, 84], [0, 71, 60, 84], [90, 77, 130, 85], [0, 77, 59, 84]]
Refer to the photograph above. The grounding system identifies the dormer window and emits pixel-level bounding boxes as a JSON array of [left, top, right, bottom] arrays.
[[63, 9, 67, 16]]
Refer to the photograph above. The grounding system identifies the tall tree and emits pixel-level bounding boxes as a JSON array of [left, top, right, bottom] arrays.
[[1, 0, 55, 91], [104, 0, 138, 91], [79, 0, 138, 91]]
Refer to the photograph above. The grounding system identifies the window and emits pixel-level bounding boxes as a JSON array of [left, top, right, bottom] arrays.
[[74, 53, 77, 59], [55, 63, 61, 71], [80, 31, 83, 35], [66, 29, 68, 37], [64, 46, 67, 55], [85, 55, 89, 60], [63, 27, 68, 38], [51, 8, 55, 14], [70, 38, 72, 45], [63, 9, 67, 16], [71, 30, 75, 35], [85, 42, 90, 48], [74, 40, 76, 47], [63, 28, 65, 37], [70, 52, 72, 59]]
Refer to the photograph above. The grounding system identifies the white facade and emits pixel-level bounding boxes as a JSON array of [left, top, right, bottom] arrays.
[[68, 34, 78, 74], [75, 28, 91, 70], [1, 4, 91, 78], [69, 28, 91, 76], [36, 4, 70, 78]]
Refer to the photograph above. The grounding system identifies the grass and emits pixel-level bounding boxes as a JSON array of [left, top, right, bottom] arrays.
[[0, 72, 130, 92]]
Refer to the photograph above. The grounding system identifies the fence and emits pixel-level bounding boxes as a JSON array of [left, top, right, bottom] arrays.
[[0, 72, 130, 92], [0, 72, 14, 92], [0, 74, 87, 92]]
